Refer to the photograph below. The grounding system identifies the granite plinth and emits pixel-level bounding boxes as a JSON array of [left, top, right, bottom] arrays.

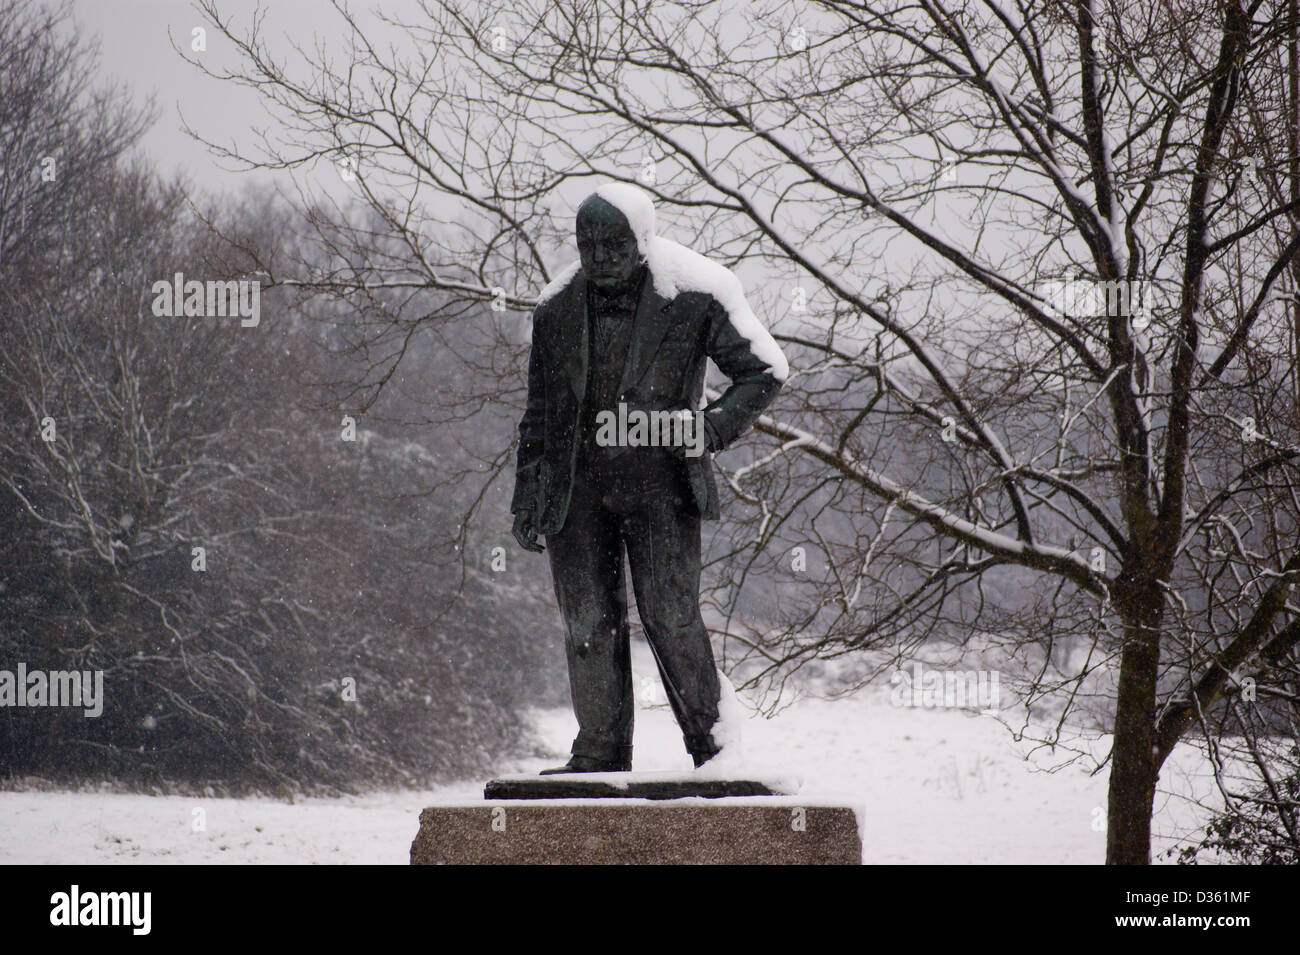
[[410, 800, 862, 865]]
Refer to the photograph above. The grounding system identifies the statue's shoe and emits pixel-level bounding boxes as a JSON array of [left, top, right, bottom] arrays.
[[539, 755, 631, 774], [691, 746, 721, 769]]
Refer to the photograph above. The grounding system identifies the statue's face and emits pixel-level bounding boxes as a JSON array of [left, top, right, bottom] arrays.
[[576, 198, 641, 292]]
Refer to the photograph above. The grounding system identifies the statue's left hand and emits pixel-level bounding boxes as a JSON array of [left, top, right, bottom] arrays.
[[512, 510, 545, 553], [666, 409, 716, 458]]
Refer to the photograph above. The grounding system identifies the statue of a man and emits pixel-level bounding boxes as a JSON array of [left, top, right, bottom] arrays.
[[511, 183, 787, 773]]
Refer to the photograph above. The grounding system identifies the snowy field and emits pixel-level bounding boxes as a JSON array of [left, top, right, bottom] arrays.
[[0, 643, 1221, 865]]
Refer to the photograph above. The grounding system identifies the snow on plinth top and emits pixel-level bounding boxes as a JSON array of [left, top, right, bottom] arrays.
[[486, 771, 806, 795]]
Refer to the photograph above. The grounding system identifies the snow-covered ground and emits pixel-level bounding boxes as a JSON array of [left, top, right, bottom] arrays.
[[0, 642, 1221, 864]]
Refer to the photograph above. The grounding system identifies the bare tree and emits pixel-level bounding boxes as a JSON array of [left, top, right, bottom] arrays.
[[0, 0, 152, 267], [185, 0, 1300, 863]]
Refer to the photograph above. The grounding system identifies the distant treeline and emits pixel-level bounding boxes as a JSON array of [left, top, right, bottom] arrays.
[[0, 1, 563, 795]]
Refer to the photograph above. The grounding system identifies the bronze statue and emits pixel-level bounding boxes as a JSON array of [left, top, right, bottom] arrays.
[[511, 184, 787, 773]]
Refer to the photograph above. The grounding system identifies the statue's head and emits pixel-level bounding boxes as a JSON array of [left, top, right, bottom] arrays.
[[575, 184, 654, 292]]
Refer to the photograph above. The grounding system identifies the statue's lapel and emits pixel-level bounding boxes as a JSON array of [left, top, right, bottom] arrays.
[[560, 272, 588, 401], [618, 277, 674, 395]]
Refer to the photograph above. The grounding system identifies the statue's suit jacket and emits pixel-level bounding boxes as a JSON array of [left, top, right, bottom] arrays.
[[512, 266, 785, 536]]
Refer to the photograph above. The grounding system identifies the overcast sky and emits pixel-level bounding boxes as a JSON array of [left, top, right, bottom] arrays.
[[70, 0, 337, 196], [60, 0, 919, 309]]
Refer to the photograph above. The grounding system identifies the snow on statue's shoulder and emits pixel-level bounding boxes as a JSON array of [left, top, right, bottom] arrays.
[[532, 195, 787, 381], [535, 259, 582, 308], [646, 236, 789, 381]]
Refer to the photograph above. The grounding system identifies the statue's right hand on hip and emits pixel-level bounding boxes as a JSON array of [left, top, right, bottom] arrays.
[[512, 510, 545, 553]]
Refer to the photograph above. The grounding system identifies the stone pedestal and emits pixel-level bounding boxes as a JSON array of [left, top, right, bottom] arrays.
[[410, 799, 862, 865]]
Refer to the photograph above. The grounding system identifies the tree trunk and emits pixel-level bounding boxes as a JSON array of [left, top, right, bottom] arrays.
[[1106, 602, 1161, 864]]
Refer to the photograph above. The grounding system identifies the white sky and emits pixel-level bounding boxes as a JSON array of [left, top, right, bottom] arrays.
[[70, 0, 351, 195]]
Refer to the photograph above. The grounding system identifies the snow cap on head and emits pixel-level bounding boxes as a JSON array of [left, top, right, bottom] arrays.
[[588, 182, 656, 255]]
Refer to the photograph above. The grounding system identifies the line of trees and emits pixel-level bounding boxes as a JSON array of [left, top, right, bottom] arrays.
[[0, 0, 563, 795]]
